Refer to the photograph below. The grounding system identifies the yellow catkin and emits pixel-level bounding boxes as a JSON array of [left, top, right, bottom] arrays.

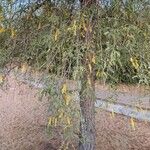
[[87, 77, 91, 86], [96, 71, 101, 77], [130, 117, 135, 130], [58, 112, 63, 118], [66, 96, 70, 106], [11, 29, 16, 38], [134, 61, 139, 69], [130, 57, 139, 70], [111, 109, 115, 118], [0, 15, 3, 21], [54, 118, 58, 127], [0, 27, 5, 33], [67, 117, 71, 125], [130, 57, 133, 63], [92, 55, 96, 64], [61, 83, 67, 94], [52, 117, 56, 125], [73, 20, 77, 36], [110, 112, 115, 119], [48, 117, 52, 126], [88, 64, 92, 73], [83, 21, 87, 31], [64, 94, 71, 106], [54, 29, 59, 41]]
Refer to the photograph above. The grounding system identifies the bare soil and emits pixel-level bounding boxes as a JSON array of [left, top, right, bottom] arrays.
[[0, 74, 150, 150], [96, 109, 150, 150]]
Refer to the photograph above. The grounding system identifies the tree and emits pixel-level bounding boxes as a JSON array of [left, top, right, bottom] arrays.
[[0, 0, 150, 149]]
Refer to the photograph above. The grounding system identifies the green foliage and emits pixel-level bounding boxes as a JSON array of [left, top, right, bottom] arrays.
[[40, 76, 80, 146], [1, 0, 148, 85], [0, 0, 150, 147]]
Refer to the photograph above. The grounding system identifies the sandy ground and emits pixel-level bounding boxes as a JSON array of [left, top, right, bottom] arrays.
[[0, 74, 150, 150], [96, 109, 150, 150]]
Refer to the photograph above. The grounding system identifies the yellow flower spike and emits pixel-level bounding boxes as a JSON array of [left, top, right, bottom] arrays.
[[48, 117, 52, 126], [65, 94, 71, 106], [73, 20, 77, 36], [87, 77, 91, 86], [130, 57, 139, 70], [130, 57, 133, 63], [54, 118, 58, 127], [0, 75, 4, 83], [83, 21, 87, 31], [11, 29, 16, 38], [51, 117, 55, 125], [88, 64, 92, 73], [130, 117, 136, 130], [0, 27, 5, 33], [134, 60, 139, 69], [96, 71, 101, 78], [61, 83, 67, 94], [92, 55, 96, 64], [58, 112, 64, 118], [0, 15, 3, 21], [54, 29, 60, 41], [67, 117, 71, 125], [111, 109, 115, 118]]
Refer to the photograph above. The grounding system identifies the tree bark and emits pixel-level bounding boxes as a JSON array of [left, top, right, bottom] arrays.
[[79, 0, 96, 150], [79, 58, 96, 150], [79, 1, 96, 150]]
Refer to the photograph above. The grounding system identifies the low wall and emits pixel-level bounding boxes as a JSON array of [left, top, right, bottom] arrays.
[[1, 67, 150, 122]]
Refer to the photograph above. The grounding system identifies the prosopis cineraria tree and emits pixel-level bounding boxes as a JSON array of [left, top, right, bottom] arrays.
[[0, 0, 150, 150]]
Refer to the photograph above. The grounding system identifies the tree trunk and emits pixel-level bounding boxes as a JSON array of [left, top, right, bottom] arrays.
[[79, 63, 96, 150], [79, 1, 97, 150]]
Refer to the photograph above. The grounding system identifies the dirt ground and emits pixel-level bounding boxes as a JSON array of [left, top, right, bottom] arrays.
[[96, 109, 150, 150], [0, 73, 150, 150]]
